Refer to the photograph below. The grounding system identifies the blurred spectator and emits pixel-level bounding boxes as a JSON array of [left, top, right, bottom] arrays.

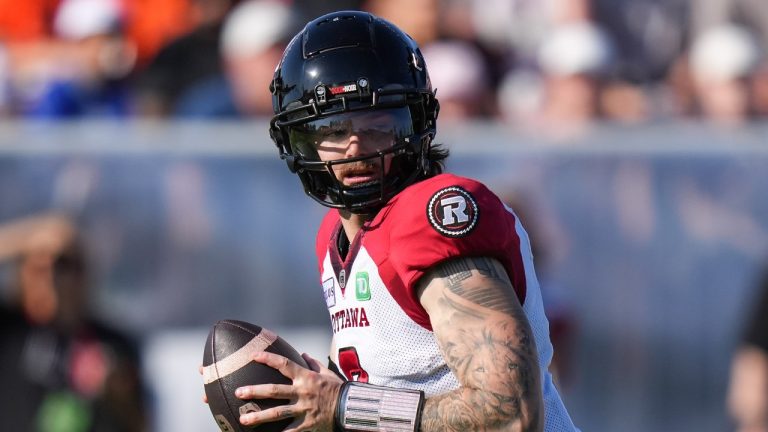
[[7, 0, 137, 117], [598, 79, 651, 124], [0, 213, 147, 432], [469, 0, 551, 58], [469, 0, 591, 63], [0, 0, 766, 123], [663, 51, 699, 119], [172, 0, 298, 117], [592, 0, 689, 83], [688, 24, 764, 125], [536, 21, 615, 124], [728, 264, 768, 432], [691, 0, 768, 51], [133, 0, 239, 117], [123, 0, 196, 68], [499, 20, 620, 136], [362, 0, 439, 46], [421, 39, 495, 119], [0, 0, 61, 42], [589, 0, 690, 120]]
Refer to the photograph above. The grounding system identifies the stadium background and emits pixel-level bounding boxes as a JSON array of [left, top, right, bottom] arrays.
[[1, 0, 768, 431]]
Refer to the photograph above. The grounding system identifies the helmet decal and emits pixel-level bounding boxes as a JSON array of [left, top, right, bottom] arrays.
[[329, 83, 358, 95], [427, 186, 479, 237], [410, 52, 423, 72], [315, 85, 327, 104]]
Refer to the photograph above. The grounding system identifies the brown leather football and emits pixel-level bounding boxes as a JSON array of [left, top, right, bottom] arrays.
[[202, 320, 309, 432]]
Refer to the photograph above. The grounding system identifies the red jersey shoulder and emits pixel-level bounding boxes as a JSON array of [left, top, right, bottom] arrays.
[[373, 173, 527, 303], [385, 173, 499, 238]]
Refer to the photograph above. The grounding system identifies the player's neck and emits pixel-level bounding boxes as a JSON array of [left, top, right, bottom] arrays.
[[338, 210, 372, 242]]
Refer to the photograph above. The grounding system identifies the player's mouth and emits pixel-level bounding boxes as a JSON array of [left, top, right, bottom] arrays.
[[343, 172, 378, 186], [339, 166, 380, 186]]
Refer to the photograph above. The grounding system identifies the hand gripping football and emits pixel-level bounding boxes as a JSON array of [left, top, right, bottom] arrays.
[[202, 320, 309, 432]]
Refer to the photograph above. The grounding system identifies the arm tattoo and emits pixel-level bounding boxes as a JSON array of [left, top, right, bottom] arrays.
[[473, 256, 502, 279], [438, 258, 473, 288], [421, 257, 543, 431], [438, 257, 516, 315]]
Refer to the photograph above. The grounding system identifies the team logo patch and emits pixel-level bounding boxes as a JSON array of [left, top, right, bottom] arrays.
[[427, 186, 479, 237]]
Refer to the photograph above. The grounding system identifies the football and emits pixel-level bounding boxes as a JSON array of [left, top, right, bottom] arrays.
[[202, 320, 309, 432]]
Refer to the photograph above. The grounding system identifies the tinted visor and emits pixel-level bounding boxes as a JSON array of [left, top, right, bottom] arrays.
[[287, 107, 414, 161]]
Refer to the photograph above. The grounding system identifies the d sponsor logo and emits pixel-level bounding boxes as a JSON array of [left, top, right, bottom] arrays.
[[355, 272, 371, 301], [427, 186, 479, 237]]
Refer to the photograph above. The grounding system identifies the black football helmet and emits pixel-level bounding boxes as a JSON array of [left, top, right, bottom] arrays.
[[269, 10, 440, 214]]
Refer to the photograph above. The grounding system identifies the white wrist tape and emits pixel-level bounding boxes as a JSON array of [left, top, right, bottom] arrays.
[[335, 382, 425, 432]]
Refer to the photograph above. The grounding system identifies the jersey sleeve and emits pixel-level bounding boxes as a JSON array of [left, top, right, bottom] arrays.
[[385, 174, 529, 311]]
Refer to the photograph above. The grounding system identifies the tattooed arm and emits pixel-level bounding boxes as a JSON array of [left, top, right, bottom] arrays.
[[416, 256, 543, 432]]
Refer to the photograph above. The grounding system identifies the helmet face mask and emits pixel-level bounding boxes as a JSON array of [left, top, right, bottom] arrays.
[[285, 107, 424, 212], [288, 107, 415, 162], [269, 11, 439, 214]]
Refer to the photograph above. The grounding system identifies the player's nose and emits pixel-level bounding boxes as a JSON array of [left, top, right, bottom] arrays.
[[345, 135, 363, 158]]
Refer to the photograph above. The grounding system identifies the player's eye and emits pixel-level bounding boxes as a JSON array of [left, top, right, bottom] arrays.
[[320, 127, 350, 141], [358, 129, 391, 141]]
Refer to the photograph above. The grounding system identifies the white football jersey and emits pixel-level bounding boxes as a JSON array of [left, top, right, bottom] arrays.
[[315, 173, 579, 431]]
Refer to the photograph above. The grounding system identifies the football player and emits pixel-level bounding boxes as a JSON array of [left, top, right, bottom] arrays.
[[233, 10, 579, 432]]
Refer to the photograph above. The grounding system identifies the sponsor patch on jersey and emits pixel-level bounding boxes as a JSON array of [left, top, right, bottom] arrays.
[[355, 272, 371, 301], [338, 269, 347, 292], [323, 277, 336, 308], [427, 186, 479, 237]]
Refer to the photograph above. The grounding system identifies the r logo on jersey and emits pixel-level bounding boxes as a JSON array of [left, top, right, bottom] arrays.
[[427, 186, 479, 237]]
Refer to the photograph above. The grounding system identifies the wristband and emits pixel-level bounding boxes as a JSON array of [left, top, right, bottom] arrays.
[[334, 382, 425, 432]]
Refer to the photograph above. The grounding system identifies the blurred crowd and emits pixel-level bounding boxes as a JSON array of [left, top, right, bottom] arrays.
[[0, 214, 146, 431], [0, 0, 767, 131]]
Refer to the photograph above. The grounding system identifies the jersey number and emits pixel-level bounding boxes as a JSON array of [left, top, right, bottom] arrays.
[[338, 347, 369, 382]]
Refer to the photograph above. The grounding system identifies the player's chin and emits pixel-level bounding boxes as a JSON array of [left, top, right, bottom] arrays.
[[343, 179, 380, 189]]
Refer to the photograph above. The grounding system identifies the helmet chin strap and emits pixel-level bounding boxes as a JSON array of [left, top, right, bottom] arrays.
[[329, 152, 389, 214], [281, 153, 299, 173], [292, 127, 433, 214], [420, 137, 432, 176]]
